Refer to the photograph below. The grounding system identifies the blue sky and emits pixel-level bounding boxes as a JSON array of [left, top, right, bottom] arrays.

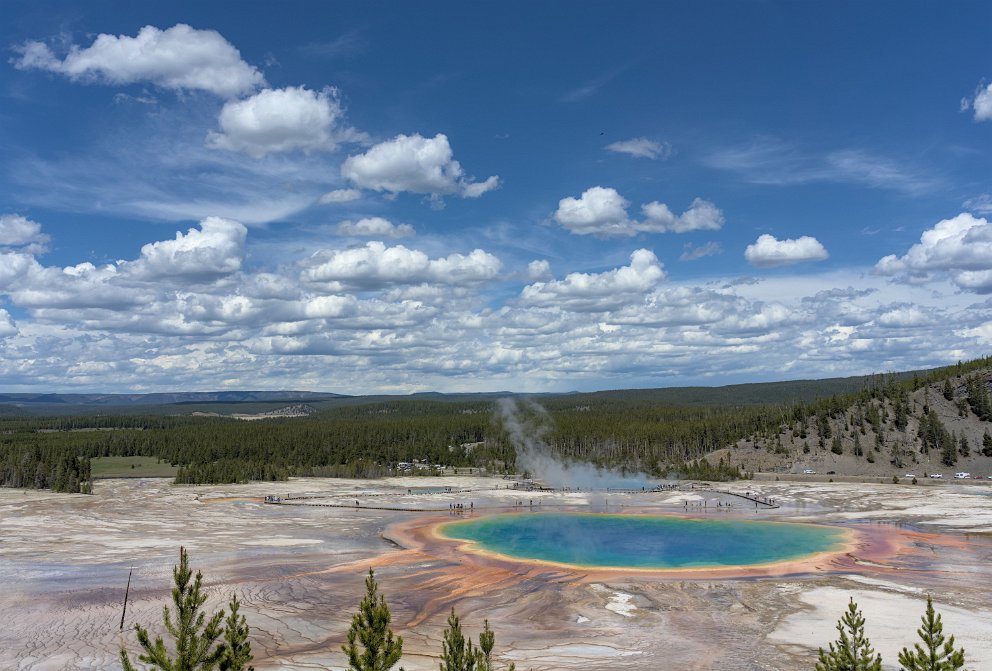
[[1, 1, 992, 393]]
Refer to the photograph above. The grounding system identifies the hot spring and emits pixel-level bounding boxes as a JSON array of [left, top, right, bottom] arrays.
[[439, 513, 847, 569]]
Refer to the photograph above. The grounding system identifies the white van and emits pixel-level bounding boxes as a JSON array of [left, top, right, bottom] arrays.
[[954, 472, 971, 479]]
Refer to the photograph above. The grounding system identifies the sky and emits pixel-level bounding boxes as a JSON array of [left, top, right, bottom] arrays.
[[1, 1, 992, 394]]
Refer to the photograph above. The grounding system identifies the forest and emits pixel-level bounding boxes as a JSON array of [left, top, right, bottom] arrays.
[[1, 357, 990, 493]]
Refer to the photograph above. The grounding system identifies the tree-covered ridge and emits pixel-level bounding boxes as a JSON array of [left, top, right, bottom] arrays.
[[0, 395, 796, 488], [1, 358, 990, 491], [723, 357, 992, 474]]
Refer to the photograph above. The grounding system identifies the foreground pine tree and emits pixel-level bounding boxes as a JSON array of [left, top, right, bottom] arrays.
[[815, 598, 882, 671], [438, 611, 515, 671], [343, 569, 404, 671], [440, 609, 477, 671], [477, 619, 515, 671], [120, 546, 227, 671], [898, 596, 966, 671], [219, 594, 254, 671]]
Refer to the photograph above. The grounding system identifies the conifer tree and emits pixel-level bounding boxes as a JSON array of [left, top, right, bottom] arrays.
[[478, 620, 495, 671], [940, 432, 957, 467], [343, 569, 404, 671], [897, 596, 965, 671], [440, 608, 477, 671], [219, 594, 254, 671], [815, 598, 882, 671], [120, 546, 226, 671], [477, 619, 515, 671]]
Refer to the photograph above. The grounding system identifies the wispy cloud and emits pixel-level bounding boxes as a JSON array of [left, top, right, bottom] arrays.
[[826, 150, 936, 194], [299, 30, 369, 59], [964, 193, 992, 214], [560, 64, 630, 103], [705, 137, 938, 195], [605, 138, 672, 160], [6, 116, 337, 225], [680, 241, 722, 261]]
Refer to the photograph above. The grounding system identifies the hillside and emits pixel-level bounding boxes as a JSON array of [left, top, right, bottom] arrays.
[[710, 361, 992, 479]]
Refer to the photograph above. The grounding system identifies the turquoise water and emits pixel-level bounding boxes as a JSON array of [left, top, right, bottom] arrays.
[[440, 513, 846, 569]]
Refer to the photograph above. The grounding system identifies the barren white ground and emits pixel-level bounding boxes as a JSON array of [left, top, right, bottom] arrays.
[[2, 477, 991, 670]]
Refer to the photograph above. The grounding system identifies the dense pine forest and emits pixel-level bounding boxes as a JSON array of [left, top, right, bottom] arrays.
[[1, 358, 990, 493]]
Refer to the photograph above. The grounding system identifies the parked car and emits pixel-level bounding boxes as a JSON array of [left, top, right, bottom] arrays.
[[954, 472, 971, 479], [904, 474, 916, 478], [802, 469, 816, 474], [929, 473, 943, 479]]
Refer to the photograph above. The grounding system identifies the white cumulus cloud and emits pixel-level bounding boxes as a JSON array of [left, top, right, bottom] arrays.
[[207, 86, 365, 157], [969, 83, 992, 121], [336, 217, 414, 238], [640, 197, 724, 233], [745, 234, 829, 267], [0, 214, 50, 250], [520, 249, 666, 311], [341, 133, 499, 198], [301, 295, 359, 319], [302, 241, 501, 290], [125, 217, 247, 281], [554, 186, 632, 236], [875, 212, 992, 292], [876, 306, 933, 328], [14, 24, 264, 98], [527, 259, 552, 281], [555, 187, 724, 237], [0, 309, 17, 337], [605, 138, 671, 159]]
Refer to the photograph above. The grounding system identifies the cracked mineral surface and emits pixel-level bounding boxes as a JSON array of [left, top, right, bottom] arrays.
[[2, 477, 991, 670]]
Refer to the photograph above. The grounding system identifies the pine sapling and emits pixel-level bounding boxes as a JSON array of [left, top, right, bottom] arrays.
[[477, 619, 515, 671], [898, 596, 966, 671], [219, 594, 254, 671], [343, 569, 404, 671], [815, 598, 882, 671], [120, 546, 226, 671], [440, 608, 476, 671]]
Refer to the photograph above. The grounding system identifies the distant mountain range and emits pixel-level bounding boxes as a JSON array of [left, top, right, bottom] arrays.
[[0, 370, 909, 415], [0, 391, 349, 406]]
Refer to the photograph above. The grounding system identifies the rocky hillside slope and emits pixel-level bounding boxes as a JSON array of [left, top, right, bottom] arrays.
[[710, 361, 992, 479]]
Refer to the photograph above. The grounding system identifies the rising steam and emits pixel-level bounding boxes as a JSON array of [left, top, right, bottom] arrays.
[[497, 397, 654, 490]]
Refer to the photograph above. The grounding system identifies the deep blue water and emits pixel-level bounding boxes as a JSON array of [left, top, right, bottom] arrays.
[[440, 513, 845, 569]]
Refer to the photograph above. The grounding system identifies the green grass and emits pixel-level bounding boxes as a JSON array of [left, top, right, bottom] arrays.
[[91, 456, 178, 479]]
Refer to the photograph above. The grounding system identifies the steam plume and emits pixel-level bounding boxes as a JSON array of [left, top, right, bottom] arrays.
[[497, 397, 653, 489]]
